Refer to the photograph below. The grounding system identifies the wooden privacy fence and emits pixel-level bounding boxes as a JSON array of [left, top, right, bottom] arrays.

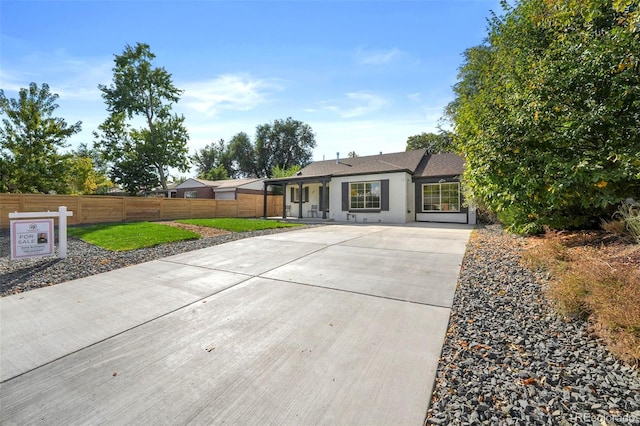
[[0, 193, 284, 228]]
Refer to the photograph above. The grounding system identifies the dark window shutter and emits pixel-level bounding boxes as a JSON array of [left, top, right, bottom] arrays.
[[381, 179, 389, 211], [304, 187, 309, 202], [319, 187, 324, 210], [290, 187, 295, 202], [341, 182, 349, 211]]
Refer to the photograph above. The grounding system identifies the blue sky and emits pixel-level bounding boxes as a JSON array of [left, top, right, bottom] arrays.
[[1, 0, 500, 176]]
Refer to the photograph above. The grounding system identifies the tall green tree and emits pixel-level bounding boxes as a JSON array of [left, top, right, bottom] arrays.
[[93, 112, 158, 195], [96, 43, 190, 193], [0, 83, 81, 193], [448, 0, 640, 233], [254, 117, 316, 178], [192, 139, 231, 180], [66, 147, 113, 194], [405, 131, 454, 153], [228, 132, 258, 178]]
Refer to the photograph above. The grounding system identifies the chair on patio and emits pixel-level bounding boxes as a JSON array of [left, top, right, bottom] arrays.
[[285, 205, 291, 217], [308, 205, 318, 217]]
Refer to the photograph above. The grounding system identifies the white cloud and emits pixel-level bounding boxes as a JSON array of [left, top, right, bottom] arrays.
[[356, 46, 404, 65], [320, 91, 387, 118], [408, 92, 422, 102], [180, 74, 283, 116]]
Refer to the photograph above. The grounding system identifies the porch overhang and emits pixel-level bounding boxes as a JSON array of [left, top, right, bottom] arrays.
[[263, 175, 332, 219]]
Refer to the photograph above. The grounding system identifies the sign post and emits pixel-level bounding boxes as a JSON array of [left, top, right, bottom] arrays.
[[8, 206, 74, 260]]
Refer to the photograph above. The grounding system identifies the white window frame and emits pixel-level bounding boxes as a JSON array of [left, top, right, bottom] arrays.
[[184, 190, 198, 199], [422, 182, 460, 212], [349, 181, 381, 210]]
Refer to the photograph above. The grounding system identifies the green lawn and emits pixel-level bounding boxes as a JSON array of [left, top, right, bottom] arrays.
[[176, 218, 301, 233], [68, 222, 200, 251]]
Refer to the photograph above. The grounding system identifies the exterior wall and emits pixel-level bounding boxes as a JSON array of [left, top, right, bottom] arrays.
[[330, 172, 412, 224], [176, 187, 214, 199], [414, 176, 472, 224], [416, 212, 469, 223], [284, 184, 312, 217], [213, 191, 235, 200], [240, 180, 266, 191]]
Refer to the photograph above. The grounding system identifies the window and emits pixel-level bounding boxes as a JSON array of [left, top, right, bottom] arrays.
[[184, 191, 197, 199], [422, 182, 460, 211], [290, 186, 309, 203], [350, 181, 381, 210]]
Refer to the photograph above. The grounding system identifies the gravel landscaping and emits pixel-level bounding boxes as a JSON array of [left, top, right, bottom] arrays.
[[426, 225, 640, 425], [1, 223, 638, 425]]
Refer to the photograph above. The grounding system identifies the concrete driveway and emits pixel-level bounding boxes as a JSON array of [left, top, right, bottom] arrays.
[[0, 222, 472, 425]]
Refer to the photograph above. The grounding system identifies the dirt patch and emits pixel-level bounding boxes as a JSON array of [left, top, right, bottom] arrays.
[[157, 221, 232, 238]]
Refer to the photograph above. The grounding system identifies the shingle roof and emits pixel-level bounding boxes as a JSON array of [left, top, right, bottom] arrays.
[[296, 149, 428, 178], [414, 153, 465, 177], [180, 178, 262, 189]]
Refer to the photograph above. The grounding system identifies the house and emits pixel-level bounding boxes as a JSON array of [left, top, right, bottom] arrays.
[[263, 149, 475, 224], [175, 178, 266, 200]]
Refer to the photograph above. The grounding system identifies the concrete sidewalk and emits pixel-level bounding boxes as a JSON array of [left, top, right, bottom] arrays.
[[0, 223, 472, 425]]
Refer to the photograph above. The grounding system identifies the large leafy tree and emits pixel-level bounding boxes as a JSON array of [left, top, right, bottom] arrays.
[[224, 119, 315, 178], [228, 131, 258, 178], [448, 0, 640, 233], [405, 131, 454, 153], [93, 112, 158, 195], [192, 139, 231, 180], [96, 43, 190, 193], [66, 144, 113, 194], [254, 117, 316, 178], [0, 83, 81, 193]]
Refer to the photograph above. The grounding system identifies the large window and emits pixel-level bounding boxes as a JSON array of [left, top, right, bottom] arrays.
[[184, 191, 197, 199], [422, 182, 460, 211], [350, 181, 381, 210]]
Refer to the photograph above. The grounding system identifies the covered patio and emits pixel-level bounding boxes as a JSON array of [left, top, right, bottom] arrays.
[[262, 175, 331, 220]]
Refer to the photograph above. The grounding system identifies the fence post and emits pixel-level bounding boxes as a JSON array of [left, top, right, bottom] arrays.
[[58, 206, 68, 259]]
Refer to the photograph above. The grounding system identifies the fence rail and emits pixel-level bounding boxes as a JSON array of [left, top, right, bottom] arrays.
[[0, 193, 283, 228]]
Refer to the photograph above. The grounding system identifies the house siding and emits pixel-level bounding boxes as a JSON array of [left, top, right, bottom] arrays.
[[177, 187, 213, 199], [414, 175, 472, 224], [331, 172, 413, 223]]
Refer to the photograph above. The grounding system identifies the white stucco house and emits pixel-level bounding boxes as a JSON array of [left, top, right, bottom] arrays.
[[263, 149, 476, 224]]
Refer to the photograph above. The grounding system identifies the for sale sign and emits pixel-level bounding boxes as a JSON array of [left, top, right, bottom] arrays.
[[10, 219, 55, 260]]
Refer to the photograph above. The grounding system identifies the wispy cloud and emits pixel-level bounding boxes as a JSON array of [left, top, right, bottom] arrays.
[[0, 48, 112, 102], [355, 46, 404, 65], [181, 74, 283, 116], [408, 92, 422, 102], [320, 91, 387, 118]]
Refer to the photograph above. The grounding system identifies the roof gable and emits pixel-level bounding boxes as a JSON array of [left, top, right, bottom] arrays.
[[176, 178, 262, 190], [414, 153, 465, 177]]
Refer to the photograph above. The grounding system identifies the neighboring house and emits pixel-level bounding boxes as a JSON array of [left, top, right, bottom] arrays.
[[149, 182, 179, 198], [175, 178, 266, 200], [263, 149, 475, 224]]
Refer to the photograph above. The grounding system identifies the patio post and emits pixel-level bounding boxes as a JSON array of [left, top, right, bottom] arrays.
[[282, 183, 288, 218], [322, 179, 327, 219], [298, 181, 304, 218], [262, 181, 268, 218]]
